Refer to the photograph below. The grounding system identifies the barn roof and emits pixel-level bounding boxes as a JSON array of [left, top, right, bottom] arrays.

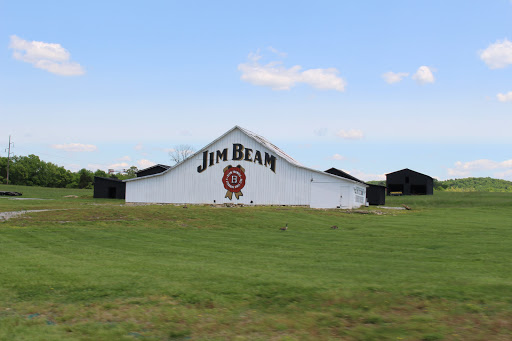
[[94, 176, 124, 183], [385, 168, 433, 179], [325, 167, 365, 184], [236, 126, 302, 166], [136, 164, 170, 174]]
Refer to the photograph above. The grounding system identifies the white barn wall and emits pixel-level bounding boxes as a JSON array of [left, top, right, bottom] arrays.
[[126, 127, 366, 208]]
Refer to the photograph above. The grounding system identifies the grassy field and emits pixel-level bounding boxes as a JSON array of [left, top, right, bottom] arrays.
[[1, 185, 511, 340]]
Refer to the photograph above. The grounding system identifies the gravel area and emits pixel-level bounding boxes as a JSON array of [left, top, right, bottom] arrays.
[[0, 210, 53, 221]]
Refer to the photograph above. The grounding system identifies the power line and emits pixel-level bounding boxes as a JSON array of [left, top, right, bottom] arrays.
[[5, 136, 14, 185]]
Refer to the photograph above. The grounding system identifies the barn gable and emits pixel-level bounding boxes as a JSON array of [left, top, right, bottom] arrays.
[[125, 126, 367, 208], [386, 168, 433, 195]]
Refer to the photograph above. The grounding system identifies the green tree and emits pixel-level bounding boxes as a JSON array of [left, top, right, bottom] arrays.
[[94, 169, 108, 178], [116, 166, 138, 180], [77, 168, 94, 189]]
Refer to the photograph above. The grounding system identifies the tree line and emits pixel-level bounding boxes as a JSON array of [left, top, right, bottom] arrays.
[[0, 155, 137, 189]]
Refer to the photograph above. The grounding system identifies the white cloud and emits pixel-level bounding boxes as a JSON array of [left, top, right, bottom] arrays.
[[9, 35, 85, 76], [447, 159, 512, 179], [137, 159, 156, 169], [301, 68, 346, 91], [479, 38, 512, 69], [87, 162, 131, 172], [382, 71, 409, 84], [495, 169, 512, 179], [238, 51, 346, 92], [52, 143, 97, 152], [108, 162, 130, 170], [497, 91, 512, 102], [118, 156, 132, 161], [336, 129, 364, 140], [347, 170, 386, 182], [412, 66, 435, 84], [330, 153, 345, 161], [447, 168, 469, 177], [134, 143, 144, 151]]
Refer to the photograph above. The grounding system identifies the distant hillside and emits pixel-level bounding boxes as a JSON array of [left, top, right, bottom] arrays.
[[435, 177, 512, 192], [367, 177, 512, 192], [366, 180, 386, 186]]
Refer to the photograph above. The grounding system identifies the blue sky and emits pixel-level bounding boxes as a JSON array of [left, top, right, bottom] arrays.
[[1, 0, 511, 181]]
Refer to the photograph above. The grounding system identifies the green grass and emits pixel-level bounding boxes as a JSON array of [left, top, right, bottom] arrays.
[[1, 185, 511, 340]]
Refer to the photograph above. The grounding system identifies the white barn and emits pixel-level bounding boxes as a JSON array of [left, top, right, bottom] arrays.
[[125, 126, 367, 209]]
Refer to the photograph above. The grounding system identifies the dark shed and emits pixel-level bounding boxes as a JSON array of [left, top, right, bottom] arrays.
[[93, 177, 126, 199], [324, 168, 386, 205], [366, 184, 386, 205], [136, 164, 170, 178], [386, 168, 433, 195]]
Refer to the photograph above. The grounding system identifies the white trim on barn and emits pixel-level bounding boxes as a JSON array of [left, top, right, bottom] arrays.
[[125, 126, 367, 208]]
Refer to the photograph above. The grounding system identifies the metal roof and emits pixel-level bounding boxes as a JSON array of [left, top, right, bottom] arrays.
[[385, 168, 433, 179], [325, 167, 365, 184], [136, 164, 170, 174], [237, 126, 302, 167]]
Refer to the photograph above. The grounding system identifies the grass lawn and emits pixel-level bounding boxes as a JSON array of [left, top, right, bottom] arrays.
[[1, 185, 511, 340]]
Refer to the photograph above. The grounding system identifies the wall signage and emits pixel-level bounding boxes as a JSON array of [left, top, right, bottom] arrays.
[[222, 165, 246, 200], [197, 143, 276, 173], [354, 186, 365, 204]]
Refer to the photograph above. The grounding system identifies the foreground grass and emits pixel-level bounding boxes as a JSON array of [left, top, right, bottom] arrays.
[[0, 186, 511, 340]]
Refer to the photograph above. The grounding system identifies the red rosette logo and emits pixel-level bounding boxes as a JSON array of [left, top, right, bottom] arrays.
[[222, 165, 246, 200]]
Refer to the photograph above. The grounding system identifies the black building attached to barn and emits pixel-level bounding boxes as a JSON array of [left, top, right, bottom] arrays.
[[93, 164, 170, 199], [386, 168, 433, 195], [325, 167, 386, 205], [93, 177, 126, 199]]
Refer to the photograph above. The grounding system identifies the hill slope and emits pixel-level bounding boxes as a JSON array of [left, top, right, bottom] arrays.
[[437, 177, 512, 192], [367, 177, 512, 192]]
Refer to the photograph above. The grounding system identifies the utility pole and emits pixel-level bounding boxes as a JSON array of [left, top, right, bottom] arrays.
[[5, 135, 14, 185]]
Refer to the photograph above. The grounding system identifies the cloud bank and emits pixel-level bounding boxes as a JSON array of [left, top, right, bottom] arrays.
[[447, 159, 512, 179], [9, 35, 85, 76], [238, 51, 346, 92]]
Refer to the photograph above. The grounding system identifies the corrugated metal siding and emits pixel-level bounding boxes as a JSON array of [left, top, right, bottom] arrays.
[[126, 128, 365, 208]]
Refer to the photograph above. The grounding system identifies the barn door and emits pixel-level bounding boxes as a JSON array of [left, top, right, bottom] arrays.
[[339, 185, 351, 209], [310, 182, 341, 209]]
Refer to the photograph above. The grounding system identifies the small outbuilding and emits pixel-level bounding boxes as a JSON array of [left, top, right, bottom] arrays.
[[386, 168, 433, 195], [325, 168, 386, 205], [366, 184, 386, 205], [93, 177, 126, 199]]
